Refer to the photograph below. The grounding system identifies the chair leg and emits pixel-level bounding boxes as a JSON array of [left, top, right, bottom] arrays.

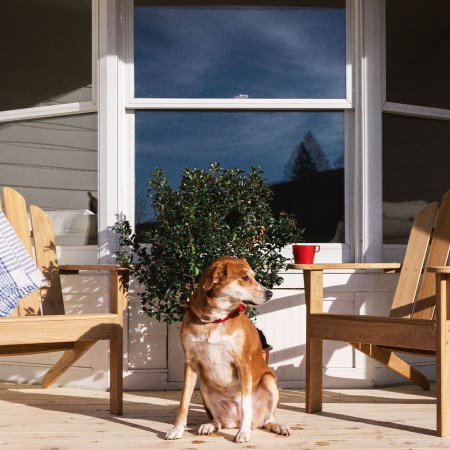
[[109, 335, 123, 416], [352, 343, 430, 391], [42, 341, 96, 388], [306, 337, 323, 413], [304, 269, 324, 413], [437, 273, 450, 437]]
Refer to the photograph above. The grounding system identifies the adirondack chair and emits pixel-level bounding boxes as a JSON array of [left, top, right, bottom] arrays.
[[0, 187, 128, 415], [288, 188, 450, 436]]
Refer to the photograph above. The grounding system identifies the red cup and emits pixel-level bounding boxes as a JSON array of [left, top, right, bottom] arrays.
[[292, 244, 321, 264]]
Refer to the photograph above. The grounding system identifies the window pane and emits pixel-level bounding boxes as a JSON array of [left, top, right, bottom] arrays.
[[0, 0, 92, 111], [135, 111, 344, 242], [0, 114, 98, 245], [386, 0, 450, 109], [382, 113, 450, 243], [134, 1, 346, 99]]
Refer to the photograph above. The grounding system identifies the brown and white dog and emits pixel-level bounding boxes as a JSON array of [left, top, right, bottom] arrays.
[[165, 256, 291, 443]]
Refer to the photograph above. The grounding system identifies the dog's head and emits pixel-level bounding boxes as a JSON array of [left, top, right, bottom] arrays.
[[199, 257, 273, 314]]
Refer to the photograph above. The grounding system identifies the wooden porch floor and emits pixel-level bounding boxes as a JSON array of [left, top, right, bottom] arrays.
[[1, 383, 450, 449]]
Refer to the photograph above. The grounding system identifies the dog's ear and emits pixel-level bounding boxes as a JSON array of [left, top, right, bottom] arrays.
[[202, 262, 226, 291]]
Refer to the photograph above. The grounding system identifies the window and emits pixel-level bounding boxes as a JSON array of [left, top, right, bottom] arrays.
[[385, 0, 450, 110], [132, 0, 349, 244], [383, 0, 450, 244], [0, 0, 98, 247], [0, 0, 93, 112]]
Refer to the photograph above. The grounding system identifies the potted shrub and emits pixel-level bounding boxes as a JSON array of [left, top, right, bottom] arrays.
[[113, 163, 303, 358]]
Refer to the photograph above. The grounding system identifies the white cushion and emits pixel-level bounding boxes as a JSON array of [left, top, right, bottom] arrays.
[[46, 210, 96, 245]]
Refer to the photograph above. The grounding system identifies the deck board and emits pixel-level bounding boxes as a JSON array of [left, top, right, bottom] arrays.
[[0, 383, 449, 449]]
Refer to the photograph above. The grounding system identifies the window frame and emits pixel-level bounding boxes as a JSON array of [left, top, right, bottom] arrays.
[[117, 0, 357, 263], [126, 1, 354, 110]]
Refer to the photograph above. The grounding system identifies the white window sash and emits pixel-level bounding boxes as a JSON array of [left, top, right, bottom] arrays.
[[126, 0, 353, 109], [0, 101, 97, 123], [383, 102, 450, 122], [126, 98, 352, 110]]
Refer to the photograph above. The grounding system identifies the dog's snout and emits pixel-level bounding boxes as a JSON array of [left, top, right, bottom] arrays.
[[265, 290, 273, 301]]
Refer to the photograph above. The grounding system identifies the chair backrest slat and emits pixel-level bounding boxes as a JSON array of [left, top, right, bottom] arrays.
[[389, 201, 438, 318], [30, 205, 65, 315], [2, 188, 42, 316], [413, 190, 450, 319]]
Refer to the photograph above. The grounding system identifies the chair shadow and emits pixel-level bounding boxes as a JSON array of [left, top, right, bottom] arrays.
[[277, 386, 437, 436], [317, 410, 436, 436]]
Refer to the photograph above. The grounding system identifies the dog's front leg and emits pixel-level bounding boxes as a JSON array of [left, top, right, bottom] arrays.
[[235, 364, 253, 443], [165, 363, 197, 440]]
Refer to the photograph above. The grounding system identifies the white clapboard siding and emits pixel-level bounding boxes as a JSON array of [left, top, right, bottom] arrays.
[[0, 114, 98, 211]]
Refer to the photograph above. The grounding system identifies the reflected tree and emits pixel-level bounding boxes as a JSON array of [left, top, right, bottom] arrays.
[[290, 143, 317, 180], [303, 131, 330, 172], [284, 131, 330, 181]]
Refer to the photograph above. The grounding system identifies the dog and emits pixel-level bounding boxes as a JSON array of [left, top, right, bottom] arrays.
[[165, 256, 291, 443]]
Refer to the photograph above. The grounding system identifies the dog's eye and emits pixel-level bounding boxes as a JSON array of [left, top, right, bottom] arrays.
[[242, 275, 249, 281]]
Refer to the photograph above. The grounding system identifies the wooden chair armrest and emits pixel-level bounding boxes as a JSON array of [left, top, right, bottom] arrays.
[[59, 264, 128, 273], [287, 263, 401, 272], [290, 263, 402, 314], [59, 265, 129, 313], [427, 266, 450, 274]]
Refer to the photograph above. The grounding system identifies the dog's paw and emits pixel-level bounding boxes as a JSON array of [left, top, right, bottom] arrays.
[[234, 429, 251, 443], [264, 422, 291, 436], [165, 425, 185, 440], [198, 422, 217, 435]]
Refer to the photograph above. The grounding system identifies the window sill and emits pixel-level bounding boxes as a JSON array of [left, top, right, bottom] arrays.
[[281, 243, 352, 265], [56, 245, 98, 265]]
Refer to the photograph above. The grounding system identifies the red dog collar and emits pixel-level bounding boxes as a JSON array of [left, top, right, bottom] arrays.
[[186, 303, 247, 323]]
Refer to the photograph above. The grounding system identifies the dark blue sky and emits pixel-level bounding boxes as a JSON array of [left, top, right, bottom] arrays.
[[133, 4, 346, 224], [134, 4, 346, 98]]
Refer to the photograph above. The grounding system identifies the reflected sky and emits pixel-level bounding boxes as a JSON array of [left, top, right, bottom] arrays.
[[134, 3, 346, 99], [135, 111, 344, 224]]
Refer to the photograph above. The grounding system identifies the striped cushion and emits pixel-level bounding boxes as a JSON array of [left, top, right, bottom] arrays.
[[0, 211, 47, 317]]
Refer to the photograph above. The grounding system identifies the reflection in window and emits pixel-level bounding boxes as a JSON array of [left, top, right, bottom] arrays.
[[134, 1, 346, 99], [386, 0, 450, 109], [135, 111, 344, 242], [0, 114, 98, 245], [0, 0, 92, 111], [382, 114, 450, 243], [384, 0, 450, 244]]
